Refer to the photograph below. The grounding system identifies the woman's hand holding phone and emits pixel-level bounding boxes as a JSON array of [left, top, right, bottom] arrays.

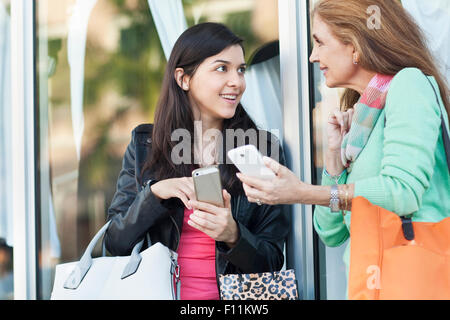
[[187, 189, 239, 248], [150, 177, 196, 210], [237, 156, 306, 205]]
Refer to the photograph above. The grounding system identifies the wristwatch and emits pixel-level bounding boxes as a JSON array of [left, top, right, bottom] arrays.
[[329, 184, 340, 212]]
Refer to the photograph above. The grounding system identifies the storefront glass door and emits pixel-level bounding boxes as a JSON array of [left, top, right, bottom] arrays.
[[35, 0, 280, 299]]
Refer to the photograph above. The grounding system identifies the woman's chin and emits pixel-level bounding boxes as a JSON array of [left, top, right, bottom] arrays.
[[220, 107, 238, 119], [222, 112, 236, 120], [325, 78, 340, 89]]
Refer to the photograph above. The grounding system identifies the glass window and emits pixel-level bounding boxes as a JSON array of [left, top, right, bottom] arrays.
[[0, 0, 13, 300], [36, 0, 167, 299], [36, 0, 280, 299], [183, 0, 279, 62], [309, 0, 347, 300], [182, 0, 282, 137]]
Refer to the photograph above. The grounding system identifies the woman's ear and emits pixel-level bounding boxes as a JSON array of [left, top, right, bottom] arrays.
[[174, 68, 190, 91], [350, 44, 360, 65]]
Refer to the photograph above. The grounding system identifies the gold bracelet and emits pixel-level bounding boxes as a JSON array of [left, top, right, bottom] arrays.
[[339, 185, 349, 224], [338, 185, 345, 212], [344, 188, 349, 212], [337, 185, 345, 224]]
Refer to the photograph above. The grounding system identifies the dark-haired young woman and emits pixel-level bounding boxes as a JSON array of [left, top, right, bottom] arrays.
[[104, 22, 289, 300]]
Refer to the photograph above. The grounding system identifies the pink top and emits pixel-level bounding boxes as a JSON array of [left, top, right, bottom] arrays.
[[177, 208, 220, 300]]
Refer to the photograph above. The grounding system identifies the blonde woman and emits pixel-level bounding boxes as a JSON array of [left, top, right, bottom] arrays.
[[237, 0, 450, 296]]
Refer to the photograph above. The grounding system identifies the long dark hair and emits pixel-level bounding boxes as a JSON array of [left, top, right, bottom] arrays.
[[143, 22, 258, 195]]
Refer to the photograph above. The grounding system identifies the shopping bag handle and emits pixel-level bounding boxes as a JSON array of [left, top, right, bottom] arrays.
[[63, 220, 145, 289], [423, 74, 450, 173], [399, 73, 450, 241], [382, 73, 449, 242]]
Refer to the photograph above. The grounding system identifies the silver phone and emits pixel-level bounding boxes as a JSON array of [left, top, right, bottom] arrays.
[[192, 166, 224, 207]]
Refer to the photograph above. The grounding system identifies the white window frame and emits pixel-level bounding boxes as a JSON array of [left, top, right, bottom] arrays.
[[11, 0, 37, 300], [278, 0, 316, 300]]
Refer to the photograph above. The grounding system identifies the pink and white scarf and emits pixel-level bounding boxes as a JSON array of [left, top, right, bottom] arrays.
[[341, 74, 394, 170]]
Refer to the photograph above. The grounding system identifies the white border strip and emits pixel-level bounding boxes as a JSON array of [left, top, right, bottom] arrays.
[[298, 0, 315, 300], [11, 0, 37, 300], [279, 0, 315, 300]]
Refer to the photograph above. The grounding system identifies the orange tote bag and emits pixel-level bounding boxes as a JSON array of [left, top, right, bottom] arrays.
[[348, 196, 450, 300]]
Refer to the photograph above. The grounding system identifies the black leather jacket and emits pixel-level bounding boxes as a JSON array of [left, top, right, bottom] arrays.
[[105, 124, 290, 277]]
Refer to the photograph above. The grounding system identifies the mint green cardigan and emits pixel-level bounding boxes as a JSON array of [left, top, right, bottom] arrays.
[[313, 68, 450, 296]]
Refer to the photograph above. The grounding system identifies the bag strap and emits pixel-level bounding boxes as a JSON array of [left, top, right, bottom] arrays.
[[383, 72, 450, 241], [63, 221, 146, 289], [383, 74, 450, 172], [423, 75, 450, 173]]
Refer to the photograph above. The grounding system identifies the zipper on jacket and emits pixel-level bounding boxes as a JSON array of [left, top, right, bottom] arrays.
[[215, 194, 241, 299], [215, 246, 220, 299], [169, 214, 181, 252], [169, 214, 181, 299]]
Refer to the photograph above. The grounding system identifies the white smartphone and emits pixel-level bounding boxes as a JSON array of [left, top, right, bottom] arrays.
[[227, 145, 276, 180], [192, 166, 224, 207]]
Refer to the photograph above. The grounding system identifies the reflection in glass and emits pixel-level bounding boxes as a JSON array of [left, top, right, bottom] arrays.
[[184, 0, 282, 136], [148, 0, 187, 59], [37, 0, 168, 299], [37, 0, 280, 299]]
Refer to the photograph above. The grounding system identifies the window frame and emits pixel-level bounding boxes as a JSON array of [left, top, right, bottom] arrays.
[[279, 0, 316, 300], [11, 0, 38, 300]]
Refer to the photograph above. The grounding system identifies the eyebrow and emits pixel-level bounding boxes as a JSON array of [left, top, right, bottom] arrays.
[[212, 59, 247, 67]]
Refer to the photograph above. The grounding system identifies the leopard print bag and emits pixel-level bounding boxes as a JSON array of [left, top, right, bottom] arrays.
[[218, 269, 298, 300]]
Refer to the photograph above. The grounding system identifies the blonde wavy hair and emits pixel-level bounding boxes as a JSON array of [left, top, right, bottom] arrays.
[[312, 0, 449, 122]]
